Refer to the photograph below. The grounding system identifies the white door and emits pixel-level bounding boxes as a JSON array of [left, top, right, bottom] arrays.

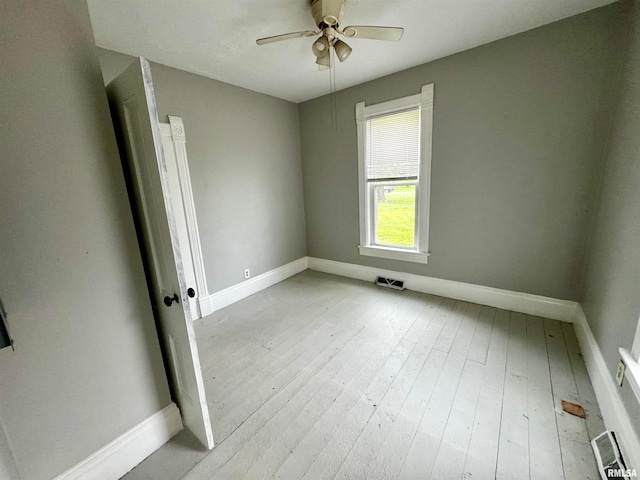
[[107, 57, 214, 449]]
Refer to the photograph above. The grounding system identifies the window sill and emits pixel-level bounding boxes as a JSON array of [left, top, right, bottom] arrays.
[[358, 245, 430, 264], [619, 347, 640, 405]]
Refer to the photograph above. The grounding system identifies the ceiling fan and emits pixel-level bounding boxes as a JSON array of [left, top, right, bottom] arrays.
[[256, 0, 404, 70]]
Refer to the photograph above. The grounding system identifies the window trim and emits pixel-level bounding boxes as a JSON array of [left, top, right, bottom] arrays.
[[356, 84, 434, 264], [619, 316, 640, 404], [632, 316, 640, 361]]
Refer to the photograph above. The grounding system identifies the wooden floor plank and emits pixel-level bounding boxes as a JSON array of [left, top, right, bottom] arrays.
[[545, 319, 600, 480], [120, 429, 208, 480], [428, 357, 484, 479], [207, 278, 364, 369], [299, 340, 416, 480], [397, 350, 467, 479], [211, 323, 352, 441], [365, 348, 447, 479], [235, 381, 343, 480], [182, 350, 341, 479], [463, 308, 510, 479], [210, 285, 404, 440], [424, 303, 484, 479], [203, 281, 375, 400], [407, 296, 457, 349], [331, 299, 462, 480], [240, 383, 342, 480], [329, 291, 425, 388], [526, 315, 563, 480], [211, 378, 340, 479], [467, 305, 497, 364], [561, 322, 606, 440], [433, 300, 468, 353], [496, 311, 530, 480], [403, 294, 445, 343], [272, 335, 408, 480]]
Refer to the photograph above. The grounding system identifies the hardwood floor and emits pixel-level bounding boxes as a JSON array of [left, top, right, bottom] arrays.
[[122, 271, 604, 480]]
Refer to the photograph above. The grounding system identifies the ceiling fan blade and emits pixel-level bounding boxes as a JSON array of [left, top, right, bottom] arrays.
[[341, 26, 404, 42], [256, 31, 318, 45]]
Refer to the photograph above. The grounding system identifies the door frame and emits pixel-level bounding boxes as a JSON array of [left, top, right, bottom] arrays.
[[159, 117, 211, 319]]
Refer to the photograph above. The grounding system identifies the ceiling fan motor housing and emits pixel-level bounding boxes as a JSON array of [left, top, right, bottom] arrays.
[[311, 0, 346, 28]]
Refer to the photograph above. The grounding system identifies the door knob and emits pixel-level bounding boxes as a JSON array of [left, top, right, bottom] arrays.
[[163, 293, 179, 307], [187, 288, 196, 298]]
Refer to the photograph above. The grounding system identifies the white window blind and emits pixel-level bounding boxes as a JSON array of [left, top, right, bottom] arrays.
[[366, 107, 421, 181]]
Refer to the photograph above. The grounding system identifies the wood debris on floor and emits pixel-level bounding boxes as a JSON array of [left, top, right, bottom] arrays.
[[562, 399, 586, 418]]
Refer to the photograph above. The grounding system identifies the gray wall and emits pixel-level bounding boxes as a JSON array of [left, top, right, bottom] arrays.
[[0, 419, 19, 480], [299, 4, 625, 301], [0, 1, 171, 478], [98, 49, 307, 293], [580, 1, 640, 434]]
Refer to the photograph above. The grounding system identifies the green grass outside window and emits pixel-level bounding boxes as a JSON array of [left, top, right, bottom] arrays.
[[376, 185, 416, 247]]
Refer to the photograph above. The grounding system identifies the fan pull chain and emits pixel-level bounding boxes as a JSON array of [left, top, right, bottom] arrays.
[[330, 47, 338, 131]]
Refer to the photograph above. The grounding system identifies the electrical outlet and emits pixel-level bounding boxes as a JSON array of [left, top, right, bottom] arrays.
[[244, 269, 251, 279], [616, 360, 626, 387]]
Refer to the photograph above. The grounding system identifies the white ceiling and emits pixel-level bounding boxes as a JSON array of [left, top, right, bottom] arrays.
[[87, 0, 616, 103]]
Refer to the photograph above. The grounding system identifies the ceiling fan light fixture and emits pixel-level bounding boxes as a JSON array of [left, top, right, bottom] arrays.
[[312, 36, 330, 58], [316, 50, 332, 69], [333, 39, 352, 62]]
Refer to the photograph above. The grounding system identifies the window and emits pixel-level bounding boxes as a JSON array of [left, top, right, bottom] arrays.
[[356, 84, 434, 264]]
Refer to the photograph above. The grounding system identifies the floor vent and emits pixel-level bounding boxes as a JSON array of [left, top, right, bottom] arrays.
[[376, 276, 405, 291], [592, 431, 631, 479]]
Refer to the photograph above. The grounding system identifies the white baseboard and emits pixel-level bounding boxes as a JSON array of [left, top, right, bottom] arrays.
[[198, 257, 309, 317], [54, 403, 183, 480], [572, 306, 640, 470], [307, 257, 577, 322]]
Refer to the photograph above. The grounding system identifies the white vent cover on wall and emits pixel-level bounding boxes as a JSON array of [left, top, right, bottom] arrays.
[[376, 276, 405, 290], [592, 431, 632, 479]]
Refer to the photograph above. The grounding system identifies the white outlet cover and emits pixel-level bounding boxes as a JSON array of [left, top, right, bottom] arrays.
[[616, 361, 626, 386]]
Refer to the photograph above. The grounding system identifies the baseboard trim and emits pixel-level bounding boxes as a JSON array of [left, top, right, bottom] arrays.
[[198, 257, 309, 317], [572, 306, 640, 470], [307, 257, 577, 322], [54, 403, 183, 480]]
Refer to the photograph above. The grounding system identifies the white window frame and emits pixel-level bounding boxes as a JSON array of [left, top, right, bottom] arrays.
[[356, 84, 434, 264], [619, 315, 640, 403], [632, 318, 640, 361]]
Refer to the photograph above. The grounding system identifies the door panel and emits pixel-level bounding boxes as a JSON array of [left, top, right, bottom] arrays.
[[107, 57, 214, 449]]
